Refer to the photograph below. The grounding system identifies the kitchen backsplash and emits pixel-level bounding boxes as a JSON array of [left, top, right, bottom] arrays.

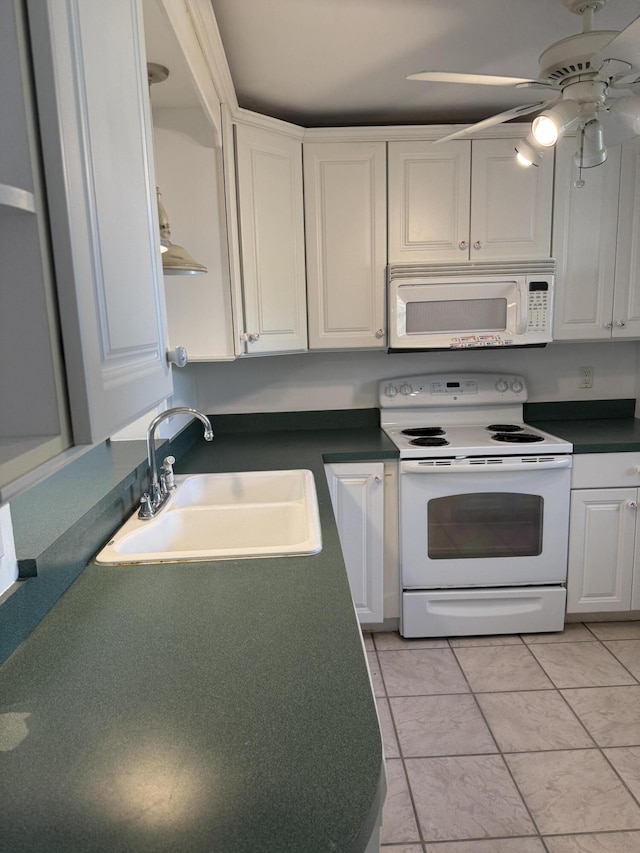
[[189, 340, 640, 416]]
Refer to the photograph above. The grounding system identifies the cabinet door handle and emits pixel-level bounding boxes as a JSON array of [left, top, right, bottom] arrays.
[[374, 475, 383, 484], [604, 321, 613, 329], [629, 501, 638, 509], [375, 328, 385, 339], [166, 346, 188, 367], [616, 320, 626, 328], [459, 240, 468, 250], [240, 332, 261, 343], [473, 240, 482, 250]]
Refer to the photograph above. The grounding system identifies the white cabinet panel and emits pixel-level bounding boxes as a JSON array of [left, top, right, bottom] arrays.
[[471, 138, 553, 260], [388, 140, 470, 263], [552, 138, 621, 340], [613, 137, 640, 339], [305, 141, 386, 348], [388, 136, 553, 264], [28, 0, 172, 444], [325, 462, 384, 624], [554, 136, 640, 342], [235, 123, 307, 354], [567, 488, 637, 613]]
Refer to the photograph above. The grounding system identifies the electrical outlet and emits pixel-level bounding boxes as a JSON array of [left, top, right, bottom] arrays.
[[579, 366, 593, 389]]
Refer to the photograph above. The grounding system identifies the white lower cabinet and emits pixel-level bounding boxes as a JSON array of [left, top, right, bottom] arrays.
[[325, 462, 384, 624], [567, 454, 640, 613]]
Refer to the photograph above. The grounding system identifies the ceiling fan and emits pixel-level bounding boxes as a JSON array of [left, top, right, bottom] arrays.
[[408, 0, 640, 175]]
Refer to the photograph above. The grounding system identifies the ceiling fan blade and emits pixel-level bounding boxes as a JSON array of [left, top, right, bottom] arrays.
[[433, 99, 559, 144], [591, 14, 640, 76], [407, 71, 551, 87]]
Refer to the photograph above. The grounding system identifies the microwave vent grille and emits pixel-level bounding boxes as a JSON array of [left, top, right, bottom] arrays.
[[388, 260, 555, 282]]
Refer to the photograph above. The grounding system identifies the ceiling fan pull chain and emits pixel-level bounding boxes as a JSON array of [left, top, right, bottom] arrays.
[[574, 124, 586, 189]]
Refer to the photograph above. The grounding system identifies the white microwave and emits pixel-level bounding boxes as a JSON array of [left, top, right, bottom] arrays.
[[388, 261, 555, 351]]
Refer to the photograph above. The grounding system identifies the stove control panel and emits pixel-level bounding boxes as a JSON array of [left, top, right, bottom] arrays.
[[380, 373, 528, 407]]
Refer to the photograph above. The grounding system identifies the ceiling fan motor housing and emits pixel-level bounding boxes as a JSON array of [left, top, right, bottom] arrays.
[[538, 30, 619, 83], [562, 0, 606, 14]]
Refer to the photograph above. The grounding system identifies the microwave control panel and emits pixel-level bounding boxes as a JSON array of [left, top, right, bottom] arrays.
[[527, 280, 551, 333]]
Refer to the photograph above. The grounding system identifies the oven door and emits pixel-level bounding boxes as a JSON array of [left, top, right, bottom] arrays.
[[399, 456, 571, 588]]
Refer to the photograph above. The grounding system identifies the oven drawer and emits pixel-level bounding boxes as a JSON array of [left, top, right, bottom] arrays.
[[402, 586, 566, 637]]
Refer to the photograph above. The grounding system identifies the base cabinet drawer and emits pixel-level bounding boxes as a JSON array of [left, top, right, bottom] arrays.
[[402, 587, 566, 638]]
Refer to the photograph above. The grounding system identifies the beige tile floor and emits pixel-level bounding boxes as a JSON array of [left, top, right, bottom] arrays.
[[364, 621, 640, 852]]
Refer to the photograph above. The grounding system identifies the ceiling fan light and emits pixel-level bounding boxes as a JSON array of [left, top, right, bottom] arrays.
[[532, 115, 559, 146], [575, 119, 607, 169], [532, 100, 581, 147], [515, 136, 544, 167]]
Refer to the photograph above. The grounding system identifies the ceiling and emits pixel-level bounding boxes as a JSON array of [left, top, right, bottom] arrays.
[[206, 0, 640, 128]]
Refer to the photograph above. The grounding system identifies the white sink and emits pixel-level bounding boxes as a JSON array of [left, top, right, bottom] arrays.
[[96, 469, 322, 564]]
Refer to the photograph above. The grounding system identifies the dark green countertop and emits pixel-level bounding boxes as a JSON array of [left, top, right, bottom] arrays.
[[0, 425, 396, 853], [531, 417, 640, 453]]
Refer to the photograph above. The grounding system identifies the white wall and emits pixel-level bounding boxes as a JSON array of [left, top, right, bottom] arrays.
[[190, 341, 639, 414]]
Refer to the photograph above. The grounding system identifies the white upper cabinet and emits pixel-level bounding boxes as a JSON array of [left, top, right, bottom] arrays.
[[388, 137, 553, 264], [470, 138, 554, 260], [234, 122, 308, 354], [553, 136, 640, 341], [388, 140, 471, 264], [552, 136, 622, 341], [304, 141, 387, 349], [27, 0, 172, 444], [142, 0, 237, 363], [612, 137, 640, 339], [0, 0, 71, 492]]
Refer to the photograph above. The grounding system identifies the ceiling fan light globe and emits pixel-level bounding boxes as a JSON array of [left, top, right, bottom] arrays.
[[532, 100, 582, 147], [575, 118, 608, 168], [516, 151, 534, 167], [515, 136, 543, 167], [532, 115, 560, 146]]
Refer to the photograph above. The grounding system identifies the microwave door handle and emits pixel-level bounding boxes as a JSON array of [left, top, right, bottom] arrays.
[[516, 287, 528, 335]]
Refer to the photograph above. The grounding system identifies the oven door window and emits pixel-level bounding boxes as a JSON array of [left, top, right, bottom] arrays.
[[427, 492, 543, 559]]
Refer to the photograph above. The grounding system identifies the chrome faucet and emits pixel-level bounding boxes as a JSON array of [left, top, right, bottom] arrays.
[[139, 407, 214, 519]]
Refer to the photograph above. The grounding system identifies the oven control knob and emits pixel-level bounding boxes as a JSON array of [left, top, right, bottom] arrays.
[[510, 378, 524, 394], [495, 379, 509, 393], [399, 383, 413, 396], [383, 383, 398, 398]]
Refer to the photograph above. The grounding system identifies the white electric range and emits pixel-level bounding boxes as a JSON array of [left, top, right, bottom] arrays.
[[380, 373, 573, 638]]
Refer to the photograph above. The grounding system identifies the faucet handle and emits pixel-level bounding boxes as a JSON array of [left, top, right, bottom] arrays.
[[138, 493, 154, 519]]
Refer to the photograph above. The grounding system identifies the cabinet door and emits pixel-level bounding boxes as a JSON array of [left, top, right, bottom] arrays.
[[235, 123, 307, 354], [470, 138, 554, 260], [552, 138, 621, 341], [388, 140, 471, 263], [305, 142, 386, 349], [325, 462, 384, 624], [612, 137, 640, 339], [567, 488, 636, 613], [27, 0, 172, 444]]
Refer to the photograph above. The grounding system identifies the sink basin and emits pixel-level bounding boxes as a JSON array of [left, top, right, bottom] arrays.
[[96, 469, 322, 564]]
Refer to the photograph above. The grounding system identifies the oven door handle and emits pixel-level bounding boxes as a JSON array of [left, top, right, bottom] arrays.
[[401, 457, 572, 474]]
